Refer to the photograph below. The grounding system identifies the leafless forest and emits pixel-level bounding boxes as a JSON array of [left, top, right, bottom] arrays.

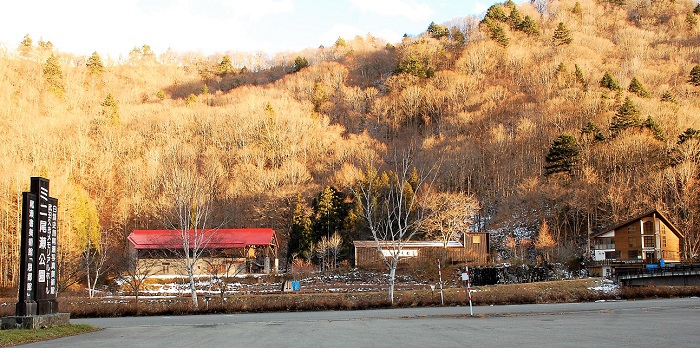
[[1, 0, 700, 289]]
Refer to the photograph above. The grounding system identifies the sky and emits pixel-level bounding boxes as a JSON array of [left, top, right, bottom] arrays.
[[0, 0, 520, 58]]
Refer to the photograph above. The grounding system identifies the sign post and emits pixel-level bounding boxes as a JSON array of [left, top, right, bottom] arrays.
[[461, 266, 473, 316], [2, 177, 68, 329]]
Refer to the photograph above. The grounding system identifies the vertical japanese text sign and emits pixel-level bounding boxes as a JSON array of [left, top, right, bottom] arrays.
[[15, 177, 58, 316]]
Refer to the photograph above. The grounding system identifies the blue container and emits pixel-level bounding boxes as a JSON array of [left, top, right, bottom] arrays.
[[292, 280, 300, 291], [659, 259, 665, 267]]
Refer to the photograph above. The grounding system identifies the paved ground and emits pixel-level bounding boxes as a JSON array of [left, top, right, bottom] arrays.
[[20, 298, 700, 347]]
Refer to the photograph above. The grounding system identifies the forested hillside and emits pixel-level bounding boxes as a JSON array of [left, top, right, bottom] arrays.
[[1, 0, 700, 288]]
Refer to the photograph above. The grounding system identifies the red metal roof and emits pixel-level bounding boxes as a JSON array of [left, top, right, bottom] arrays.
[[128, 228, 276, 250]]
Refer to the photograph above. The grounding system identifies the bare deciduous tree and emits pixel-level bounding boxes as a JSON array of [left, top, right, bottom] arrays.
[[160, 146, 222, 310], [353, 152, 436, 304], [423, 191, 480, 262], [120, 253, 159, 314]]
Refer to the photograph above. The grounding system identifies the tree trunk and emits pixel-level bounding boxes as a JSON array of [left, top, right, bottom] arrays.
[[388, 263, 396, 305], [188, 267, 199, 310]]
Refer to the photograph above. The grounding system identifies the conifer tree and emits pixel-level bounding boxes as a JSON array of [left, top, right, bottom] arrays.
[[545, 134, 580, 175], [219, 55, 233, 76], [643, 116, 665, 141], [572, 2, 582, 15], [661, 91, 676, 103], [574, 64, 587, 87], [86, 51, 104, 76], [334, 37, 347, 47], [581, 121, 605, 142], [552, 22, 573, 46], [100, 93, 119, 125], [695, 4, 700, 15], [508, 7, 523, 29], [484, 5, 508, 22], [689, 65, 700, 86], [600, 71, 621, 90], [628, 77, 650, 98], [427, 21, 449, 39], [487, 21, 510, 47], [450, 27, 466, 46], [519, 15, 540, 35], [292, 56, 309, 73], [288, 194, 313, 261], [610, 97, 641, 135], [43, 54, 64, 95]]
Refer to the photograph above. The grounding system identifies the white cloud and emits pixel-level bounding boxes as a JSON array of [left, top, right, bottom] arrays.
[[350, 0, 434, 22]]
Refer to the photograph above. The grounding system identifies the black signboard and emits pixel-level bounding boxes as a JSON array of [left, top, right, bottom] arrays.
[[15, 177, 58, 316], [15, 193, 37, 316]]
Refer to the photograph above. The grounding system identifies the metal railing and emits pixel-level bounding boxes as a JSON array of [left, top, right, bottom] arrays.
[[615, 263, 700, 280]]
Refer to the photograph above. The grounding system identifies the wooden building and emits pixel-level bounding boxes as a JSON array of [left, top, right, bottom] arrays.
[[353, 232, 489, 268], [127, 228, 278, 277], [589, 210, 683, 277]]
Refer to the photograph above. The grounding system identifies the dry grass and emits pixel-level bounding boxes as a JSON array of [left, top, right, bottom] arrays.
[[2, 278, 698, 318]]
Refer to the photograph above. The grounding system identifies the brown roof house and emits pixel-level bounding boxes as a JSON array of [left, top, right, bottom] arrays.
[[354, 232, 489, 268], [589, 210, 683, 277]]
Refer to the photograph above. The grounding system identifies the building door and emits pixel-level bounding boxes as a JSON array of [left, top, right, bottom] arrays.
[[645, 251, 655, 263]]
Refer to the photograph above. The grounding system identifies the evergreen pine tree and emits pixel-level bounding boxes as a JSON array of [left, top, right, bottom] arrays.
[[508, 7, 523, 30], [519, 15, 540, 35], [574, 64, 587, 87], [689, 65, 700, 86], [661, 91, 676, 103], [219, 55, 233, 76], [545, 134, 580, 175], [609, 97, 641, 135], [600, 71, 621, 90], [484, 5, 508, 22], [552, 22, 573, 46], [487, 21, 510, 47], [628, 77, 650, 98], [334, 37, 347, 47], [100, 93, 119, 125], [643, 116, 665, 141], [288, 194, 313, 261], [555, 62, 567, 74], [572, 2, 582, 15], [292, 56, 309, 73], [427, 22, 449, 39], [86, 51, 104, 76], [450, 27, 466, 46], [581, 121, 605, 142], [43, 54, 64, 95]]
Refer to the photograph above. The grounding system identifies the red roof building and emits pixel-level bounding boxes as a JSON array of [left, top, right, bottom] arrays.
[[127, 228, 278, 276], [128, 228, 277, 250]]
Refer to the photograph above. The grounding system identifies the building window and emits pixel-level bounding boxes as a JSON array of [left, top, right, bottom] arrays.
[[628, 250, 639, 259], [604, 251, 619, 260], [643, 221, 654, 235], [662, 236, 667, 248], [644, 235, 655, 248], [628, 235, 640, 248], [472, 235, 481, 244]]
